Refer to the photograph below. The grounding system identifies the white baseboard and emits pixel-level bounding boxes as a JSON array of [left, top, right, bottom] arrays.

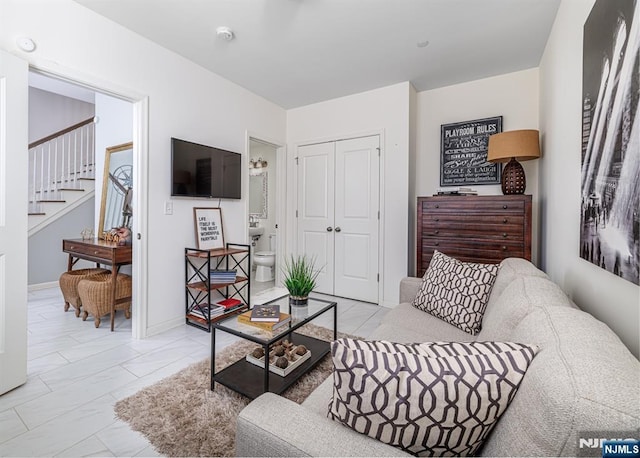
[[380, 300, 398, 308], [144, 316, 186, 338], [28, 281, 59, 291]]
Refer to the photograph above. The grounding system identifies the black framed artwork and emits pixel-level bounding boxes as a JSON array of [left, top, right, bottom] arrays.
[[440, 116, 502, 186], [580, 0, 639, 285]]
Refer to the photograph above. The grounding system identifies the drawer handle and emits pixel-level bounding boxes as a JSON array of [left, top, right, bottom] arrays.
[[69, 246, 75, 250], [503, 205, 508, 209], [502, 246, 507, 251], [435, 218, 439, 222], [94, 251, 99, 254], [502, 233, 507, 238], [435, 242, 439, 246], [434, 230, 439, 235], [503, 218, 508, 224], [435, 204, 439, 208]]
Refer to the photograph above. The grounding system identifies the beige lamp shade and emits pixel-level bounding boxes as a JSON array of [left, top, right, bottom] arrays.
[[487, 129, 541, 163]]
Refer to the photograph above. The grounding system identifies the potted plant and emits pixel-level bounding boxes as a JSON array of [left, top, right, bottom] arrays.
[[282, 254, 320, 307]]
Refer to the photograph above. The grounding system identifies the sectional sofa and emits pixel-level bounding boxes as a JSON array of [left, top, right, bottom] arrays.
[[236, 258, 640, 456]]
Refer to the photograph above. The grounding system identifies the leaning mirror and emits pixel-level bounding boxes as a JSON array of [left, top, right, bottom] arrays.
[[249, 172, 267, 219], [99, 142, 133, 238]]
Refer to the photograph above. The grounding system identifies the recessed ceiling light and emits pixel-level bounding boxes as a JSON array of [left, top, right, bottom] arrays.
[[416, 40, 430, 48], [216, 26, 235, 41], [16, 36, 36, 52]]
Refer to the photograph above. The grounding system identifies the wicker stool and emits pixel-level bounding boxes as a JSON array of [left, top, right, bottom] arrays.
[[58, 268, 110, 317], [78, 273, 132, 328]]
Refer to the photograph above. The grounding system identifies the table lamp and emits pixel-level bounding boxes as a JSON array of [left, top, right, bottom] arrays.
[[487, 129, 540, 194]]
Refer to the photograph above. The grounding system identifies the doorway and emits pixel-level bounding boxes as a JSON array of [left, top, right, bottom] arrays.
[[27, 70, 141, 336], [296, 135, 380, 303], [248, 136, 286, 298]]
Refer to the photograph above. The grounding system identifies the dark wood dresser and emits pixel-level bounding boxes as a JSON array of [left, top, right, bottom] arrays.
[[416, 195, 532, 277]]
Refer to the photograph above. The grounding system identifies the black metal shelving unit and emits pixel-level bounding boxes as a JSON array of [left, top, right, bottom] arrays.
[[184, 243, 251, 332]]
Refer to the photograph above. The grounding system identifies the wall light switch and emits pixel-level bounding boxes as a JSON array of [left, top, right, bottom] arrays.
[[164, 201, 173, 215]]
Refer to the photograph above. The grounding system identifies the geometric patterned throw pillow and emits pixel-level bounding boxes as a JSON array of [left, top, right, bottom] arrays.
[[413, 250, 499, 335], [332, 337, 534, 358], [328, 338, 539, 456]]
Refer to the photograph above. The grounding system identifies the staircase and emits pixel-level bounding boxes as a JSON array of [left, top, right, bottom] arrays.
[[28, 118, 97, 236]]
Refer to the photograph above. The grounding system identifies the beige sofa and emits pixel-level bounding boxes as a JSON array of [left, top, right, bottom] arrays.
[[236, 258, 640, 456]]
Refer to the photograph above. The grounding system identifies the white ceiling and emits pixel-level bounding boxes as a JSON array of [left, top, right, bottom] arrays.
[[74, 0, 560, 109]]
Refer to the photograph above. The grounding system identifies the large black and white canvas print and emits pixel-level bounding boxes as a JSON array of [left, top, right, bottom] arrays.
[[581, 0, 639, 285]]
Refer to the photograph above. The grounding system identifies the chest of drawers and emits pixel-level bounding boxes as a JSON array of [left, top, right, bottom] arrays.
[[416, 195, 532, 277]]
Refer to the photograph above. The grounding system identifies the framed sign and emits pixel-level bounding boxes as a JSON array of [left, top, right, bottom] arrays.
[[440, 116, 503, 186], [194, 207, 225, 250]]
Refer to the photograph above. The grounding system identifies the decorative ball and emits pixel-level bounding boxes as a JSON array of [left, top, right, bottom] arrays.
[[275, 356, 289, 368], [252, 348, 265, 359], [273, 345, 285, 357], [295, 345, 307, 356]]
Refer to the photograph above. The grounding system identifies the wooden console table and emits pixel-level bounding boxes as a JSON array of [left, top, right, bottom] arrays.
[[62, 238, 132, 331]]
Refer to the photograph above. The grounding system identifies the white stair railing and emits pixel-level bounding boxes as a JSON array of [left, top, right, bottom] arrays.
[[28, 117, 96, 213]]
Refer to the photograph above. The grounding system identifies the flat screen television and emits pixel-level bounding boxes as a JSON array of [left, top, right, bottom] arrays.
[[171, 137, 241, 199]]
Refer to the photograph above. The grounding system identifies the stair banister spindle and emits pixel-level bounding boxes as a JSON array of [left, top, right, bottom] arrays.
[[40, 145, 45, 196], [60, 135, 65, 190], [31, 147, 37, 205], [73, 131, 76, 181], [90, 122, 95, 173], [84, 124, 88, 175], [79, 127, 85, 177], [53, 137, 57, 193]]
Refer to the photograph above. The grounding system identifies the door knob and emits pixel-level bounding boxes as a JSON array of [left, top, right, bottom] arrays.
[[335, 227, 342, 232], [326, 227, 333, 232]]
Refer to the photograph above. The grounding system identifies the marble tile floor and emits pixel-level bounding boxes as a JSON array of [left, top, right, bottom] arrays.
[[0, 286, 388, 457]]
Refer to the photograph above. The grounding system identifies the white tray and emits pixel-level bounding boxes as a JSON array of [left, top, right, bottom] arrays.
[[246, 348, 311, 377]]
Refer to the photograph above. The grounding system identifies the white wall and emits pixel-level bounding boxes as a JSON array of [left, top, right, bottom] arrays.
[[1, 0, 286, 336], [28, 198, 95, 285], [413, 69, 540, 274], [28, 87, 94, 144], [287, 82, 411, 306], [539, 0, 639, 357]]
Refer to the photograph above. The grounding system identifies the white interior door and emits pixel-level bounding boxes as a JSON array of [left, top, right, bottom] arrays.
[[296, 142, 335, 294], [296, 136, 380, 302], [0, 50, 29, 395], [334, 136, 380, 302]]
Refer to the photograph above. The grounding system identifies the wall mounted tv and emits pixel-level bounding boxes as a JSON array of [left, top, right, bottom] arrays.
[[171, 137, 241, 199]]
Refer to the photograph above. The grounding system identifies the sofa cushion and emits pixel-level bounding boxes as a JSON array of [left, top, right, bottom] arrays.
[[373, 303, 476, 343], [478, 276, 577, 341], [479, 306, 640, 457], [413, 251, 499, 335], [489, 257, 548, 302], [328, 338, 539, 456]]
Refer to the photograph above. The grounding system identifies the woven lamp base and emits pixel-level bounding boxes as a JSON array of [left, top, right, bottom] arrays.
[[501, 158, 526, 194]]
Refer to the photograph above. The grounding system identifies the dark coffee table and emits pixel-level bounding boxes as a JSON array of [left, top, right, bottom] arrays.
[[210, 296, 337, 399]]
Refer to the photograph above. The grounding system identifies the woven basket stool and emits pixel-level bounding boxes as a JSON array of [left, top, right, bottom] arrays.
[[58, 268, 111, 317], [78, 273, 132, 328]]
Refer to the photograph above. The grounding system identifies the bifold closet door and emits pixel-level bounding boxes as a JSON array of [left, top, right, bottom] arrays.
[[297, 142, 336, 295], [296, 135, 380, 303], [333, 136, 379, 302]]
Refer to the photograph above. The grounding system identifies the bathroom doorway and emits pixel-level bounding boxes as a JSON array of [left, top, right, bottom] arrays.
[[248, 138, 281, 295]]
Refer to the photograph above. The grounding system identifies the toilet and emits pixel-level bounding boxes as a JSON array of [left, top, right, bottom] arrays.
[[254, 233, 276, 282]]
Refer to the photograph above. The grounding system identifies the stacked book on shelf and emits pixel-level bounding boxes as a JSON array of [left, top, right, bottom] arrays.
[[189, 303, 225, 320], [187, 297, 248, 325], [237, 304, 291, 331], [435, 187, 478, 196], [209, 269, 237, 284]]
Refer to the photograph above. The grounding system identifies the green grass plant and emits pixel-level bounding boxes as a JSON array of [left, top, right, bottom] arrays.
[[282, 254, 320, 298]]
